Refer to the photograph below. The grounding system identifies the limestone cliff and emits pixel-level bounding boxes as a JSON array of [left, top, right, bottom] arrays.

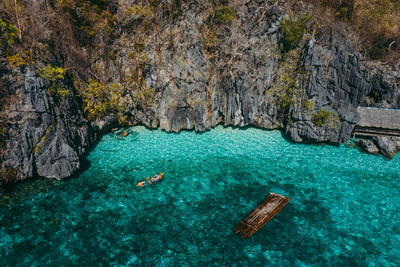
[[0, 0, 398, 183], [0, 67, 91, 181]]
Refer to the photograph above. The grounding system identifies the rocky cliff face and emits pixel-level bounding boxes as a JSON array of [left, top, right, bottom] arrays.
[[109, 1, 371, 141], [0, 67, 91, 181], [287, 30, 371, 143], [361, 61, 400, 109], [0, 0, 399, 183]]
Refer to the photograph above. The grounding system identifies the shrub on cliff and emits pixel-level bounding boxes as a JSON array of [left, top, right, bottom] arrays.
[[213, 6, 235, 24], [39, 65, 70, 98], [312, 108, 339, 128], [206, 3, 235, 26], [280, 13, 313, 51], [6, 50, 34, 68], [0, 18, 20, 55], [0, 118, 7, 144], [76, 79, 124, 121], [269, 50, 309, 116]]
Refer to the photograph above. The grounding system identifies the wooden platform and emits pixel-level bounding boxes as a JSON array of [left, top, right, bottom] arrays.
[[234, 193, 290, 238], [352, 126, 400, 138]]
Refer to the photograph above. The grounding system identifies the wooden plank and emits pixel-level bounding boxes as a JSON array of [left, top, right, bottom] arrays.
[[353, 126, 400, 138], [234, 193, 290, 238]]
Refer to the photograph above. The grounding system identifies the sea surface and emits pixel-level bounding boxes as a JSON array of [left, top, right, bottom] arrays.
[[1, 126, 399, 266]]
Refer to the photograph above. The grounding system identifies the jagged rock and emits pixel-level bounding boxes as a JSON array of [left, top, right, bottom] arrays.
[[1, 69, 91, 181], [391, 136, 400, 148], [90, 114, 118, 134], [116, 1, 284, 133], [287, 30, 370, 143], [373, 136, 399, 159], [358, 139, 379, 155], [361, 62, 400, 109], [35, 131, 81, 180]]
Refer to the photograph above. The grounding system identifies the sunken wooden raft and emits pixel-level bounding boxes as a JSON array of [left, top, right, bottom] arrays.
[[234, 193, 290, 238]]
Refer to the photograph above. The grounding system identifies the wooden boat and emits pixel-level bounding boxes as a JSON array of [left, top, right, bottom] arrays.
[[234, 193, 290, 238]]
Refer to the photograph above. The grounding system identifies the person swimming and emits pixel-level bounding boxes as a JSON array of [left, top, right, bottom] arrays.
[[137, 172, 164, 187], [150, 173, 160, 183]]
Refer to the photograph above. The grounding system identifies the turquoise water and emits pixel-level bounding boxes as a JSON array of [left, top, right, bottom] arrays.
[[1, 126, 400, 266]]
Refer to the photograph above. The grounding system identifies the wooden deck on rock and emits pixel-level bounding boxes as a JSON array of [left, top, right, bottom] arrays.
[[234, 193, 290, 238]]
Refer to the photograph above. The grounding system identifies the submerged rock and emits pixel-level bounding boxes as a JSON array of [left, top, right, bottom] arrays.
[[118, 131, 129, 137]]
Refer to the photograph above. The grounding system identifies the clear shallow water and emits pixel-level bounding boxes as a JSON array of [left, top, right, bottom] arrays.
[[1, 126, 399, 266]]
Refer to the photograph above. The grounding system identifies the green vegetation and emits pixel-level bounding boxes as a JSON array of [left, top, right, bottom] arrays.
[[133, 42, 145, 52], [76, 79, 124, 121], [275, 71, 296, 109], [34, 125, 52, 154], [2, 0, 117, 63], [202, 2, 235, 51], [121, 5, 155, 24], [201, 28, 218, 49], [39, 65, 64, 81], [0, 125, 5, 135], [206, 4, 235, 26], [303, 99, 315, 111], [269, 50, 309, 112], [0, 18, 20, 55], [365, 88, 382, 103], [73, 1, 115, 42], [108, 51, 117, 61], [213, 6, 235, 24], [280, 13, 313, 51], [266, 48, 312, 125], [0, 18, 19, 44], [124, 75, 155, 108], [6, 51, 34, 68], [39, 65, 70, 98], [0, 118, 7, 145], [129, 5, 154, 17], [312, 108, 339, 127], [134, 85, 155, 107], [75, 74, 155, 124]]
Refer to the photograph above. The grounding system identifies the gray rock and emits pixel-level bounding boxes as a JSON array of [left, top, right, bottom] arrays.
[[390, 136, 400, 148], [361, 62, 400, 109], [373, 136, 398, 158], [35, 132, 80, 180], [1, 69, 91, 181], [287, 30, 371, 144], [358, 139, 379, 155]]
